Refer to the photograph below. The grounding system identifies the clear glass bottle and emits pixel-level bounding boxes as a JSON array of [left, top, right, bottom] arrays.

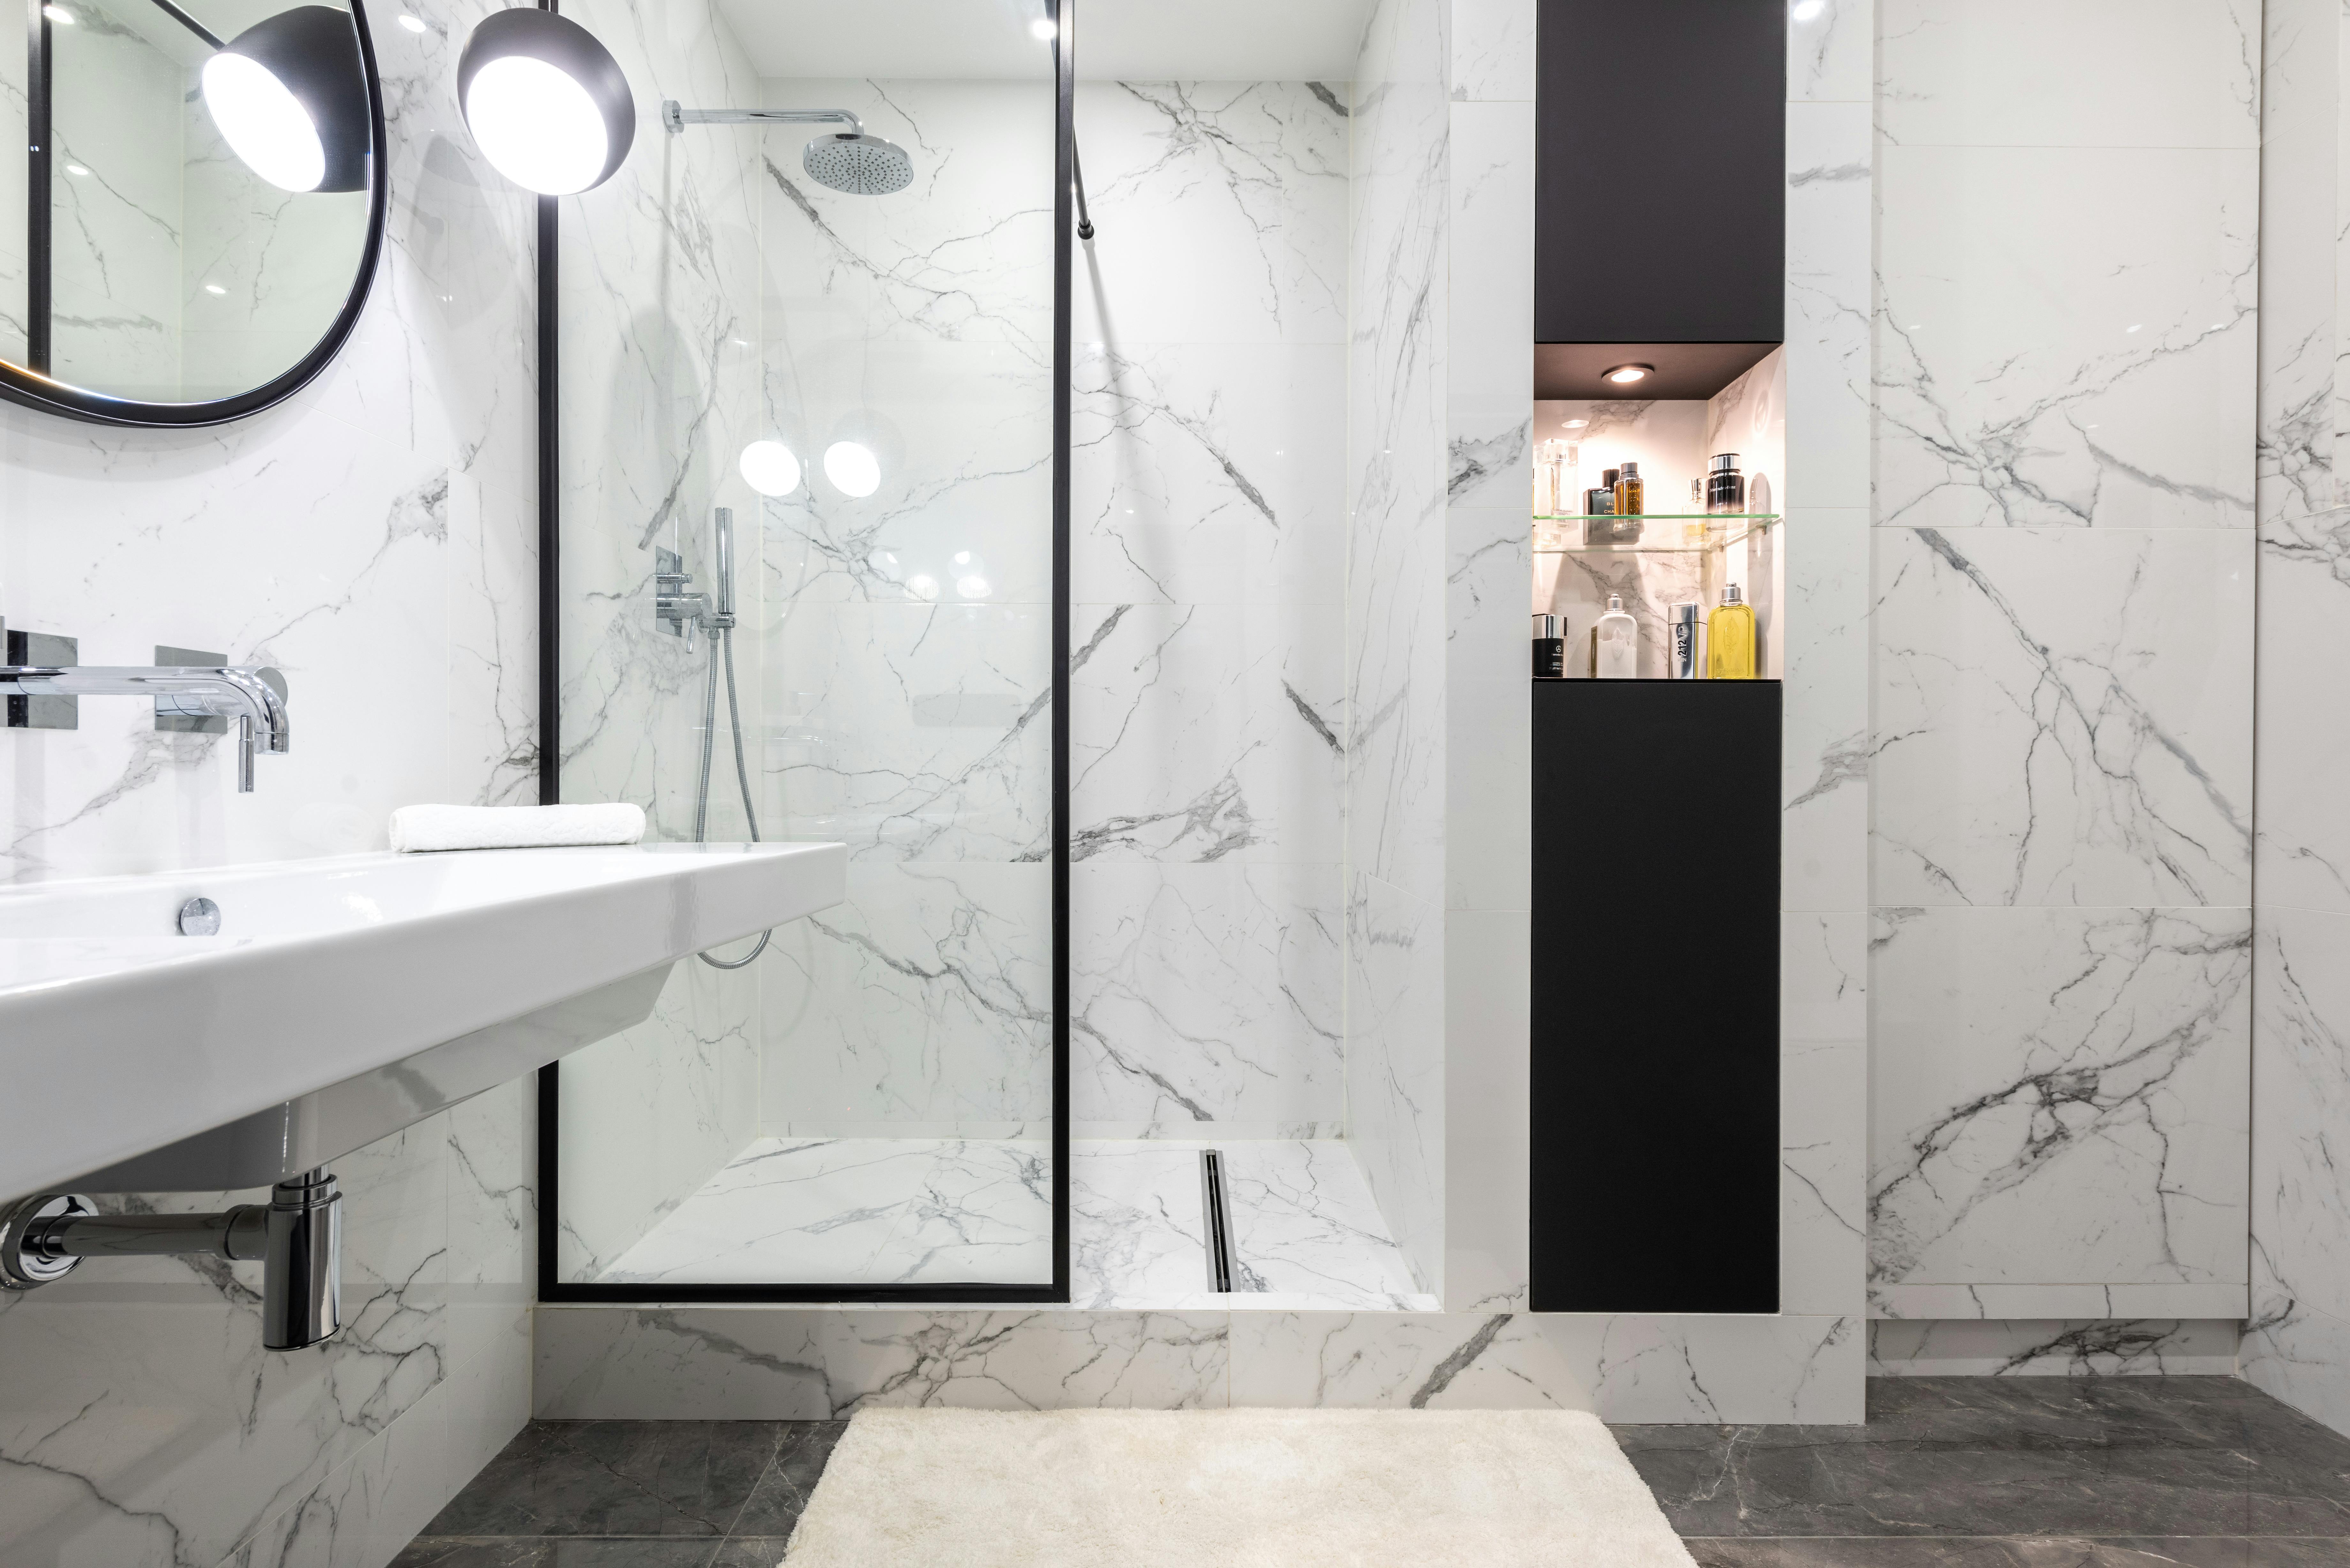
[[1593, 593, 1637, 679], [1707, 582, 1757, 680]]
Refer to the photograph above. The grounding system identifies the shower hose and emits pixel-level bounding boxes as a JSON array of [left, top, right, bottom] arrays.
[[693, 619, 770, 970]]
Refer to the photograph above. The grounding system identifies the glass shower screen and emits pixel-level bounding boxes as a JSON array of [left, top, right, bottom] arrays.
[[542, 0, 1065, 1301]]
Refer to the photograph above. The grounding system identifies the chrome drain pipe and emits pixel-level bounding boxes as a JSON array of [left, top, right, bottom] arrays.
[[0, 1169, 343, 1350]]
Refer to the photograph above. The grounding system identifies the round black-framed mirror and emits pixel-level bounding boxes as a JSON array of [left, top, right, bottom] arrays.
[[0, 0, 388, 429]]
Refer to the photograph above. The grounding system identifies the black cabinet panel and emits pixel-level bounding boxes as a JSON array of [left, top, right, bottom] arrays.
[[1536, 0, 1786, 346], [1529, 679, 1779, 1313]]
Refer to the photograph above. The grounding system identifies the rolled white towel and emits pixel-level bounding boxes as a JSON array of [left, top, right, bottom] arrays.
[[389, 802, 647, 853]]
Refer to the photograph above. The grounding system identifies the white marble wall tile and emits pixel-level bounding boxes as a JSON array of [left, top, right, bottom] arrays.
[[1073, 862, 1342, 1134], [1869, 1318, 2242, 1377], [1072, 342, 1346, 609], [1346, 873, 1445, 1296], [1875, 145, 2257, 531], [1785, 105, 1872, 511], [1783, 916, 1866, 1317], [759, 862, 1052, 1134], [556, 960, 761, 1282], [2252, 906, 2350, 1330], [1071, 81, 1348, 348], [761, 601, 1053, 860], [1443, 908, 1527, 1311], [1872, 1282, 2249, 1320], [1071, 599, 1344, 868], [2246, 1299, 2350, 1439], [1790, 0, 1872, 104], [2255, 512, 2350, 911], [534, 1308, 1233, 1419], [1445, 103, 1532, 514], [1781, 507, 1869, 917], [0, 1109, 473, 1567], [1877, 0, 2260, 150], [1228, 1312, 1864, 1424], [1871, 527, 2254, 909], [1445, 508, 1529, 913], [1870, 905, 2252, 1294], [1450, 0, 1533, 104]]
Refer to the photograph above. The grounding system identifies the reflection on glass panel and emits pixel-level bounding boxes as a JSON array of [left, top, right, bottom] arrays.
[[552, 1, 1058, 1292], [27, 0, 371, 402]]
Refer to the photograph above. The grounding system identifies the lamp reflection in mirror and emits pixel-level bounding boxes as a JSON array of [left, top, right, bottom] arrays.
[[823, 440, 881, 498], [739, 440, 802, 498], [458, 8, 635, 195], [201, 5, 372, 194]]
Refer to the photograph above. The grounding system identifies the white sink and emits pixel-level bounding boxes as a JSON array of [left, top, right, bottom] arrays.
[[0, 842, 845, 1200]]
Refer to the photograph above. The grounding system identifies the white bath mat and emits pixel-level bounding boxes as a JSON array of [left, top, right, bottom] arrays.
[[780, 1406, 1698, 1567]]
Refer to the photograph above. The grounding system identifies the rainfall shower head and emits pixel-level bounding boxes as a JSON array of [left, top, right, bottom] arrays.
[[662, 101, 913, 195], [801, 132, 913, 195]]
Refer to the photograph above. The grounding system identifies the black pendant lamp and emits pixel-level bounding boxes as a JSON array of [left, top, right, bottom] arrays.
[[458, 9, 635, 195], [201, 5, 372, 194]]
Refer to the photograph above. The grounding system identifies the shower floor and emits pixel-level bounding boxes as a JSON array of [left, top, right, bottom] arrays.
[[599, 1137, 1436, 1310]]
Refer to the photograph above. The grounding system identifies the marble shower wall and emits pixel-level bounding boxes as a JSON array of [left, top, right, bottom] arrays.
[[1868, 0, 2259, 1327], [550, 0, 769, 1279], [0, 0, 553, 1557], [748, 74, 1349, 1146], [1347, 0, 1451, 1296], [2244, 0, 2350, 1437]]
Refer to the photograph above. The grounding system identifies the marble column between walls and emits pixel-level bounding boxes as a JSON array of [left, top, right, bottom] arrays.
[[1866, 0, 2259, 1364], [2244, 0, 2350, 1436]]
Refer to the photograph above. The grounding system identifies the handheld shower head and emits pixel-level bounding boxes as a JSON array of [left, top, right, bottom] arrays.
[[802, 132, 913, 195], [713, 506, 736, 620]]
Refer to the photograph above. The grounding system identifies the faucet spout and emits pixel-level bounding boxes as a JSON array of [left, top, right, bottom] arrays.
[[0, 665, 289, 792]]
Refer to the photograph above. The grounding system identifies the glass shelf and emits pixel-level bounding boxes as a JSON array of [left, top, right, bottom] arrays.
[[1533, 514, 1779, 555]]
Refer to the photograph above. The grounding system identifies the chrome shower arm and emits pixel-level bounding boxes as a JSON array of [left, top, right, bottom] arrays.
[[663, 102, 864, 136]]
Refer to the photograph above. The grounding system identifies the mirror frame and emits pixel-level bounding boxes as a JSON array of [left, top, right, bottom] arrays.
[[0, 0, 389, 429]]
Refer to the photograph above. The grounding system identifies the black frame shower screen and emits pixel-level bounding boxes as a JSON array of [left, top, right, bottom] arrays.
[[532, 0, 1073, 1306]]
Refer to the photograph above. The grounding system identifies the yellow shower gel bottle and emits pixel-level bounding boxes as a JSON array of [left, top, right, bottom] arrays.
[[1707, 582, 1757, 680]]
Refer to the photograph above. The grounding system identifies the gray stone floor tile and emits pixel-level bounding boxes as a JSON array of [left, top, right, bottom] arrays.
[[417, 1421, 788, 1539]]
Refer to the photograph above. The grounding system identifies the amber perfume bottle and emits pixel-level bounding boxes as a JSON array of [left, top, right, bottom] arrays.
[[1707, 582, 1757, 680], [1612, 461, 1643, 518]]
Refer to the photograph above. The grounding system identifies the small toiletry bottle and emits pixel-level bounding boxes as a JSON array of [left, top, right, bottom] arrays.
[[1707, 582, 1757, 680], [1593, 593, 1637, 679], [1667, 602, 1700, 679], [1584, 472, 1618, 545], [1532, 613, 1565, 679], [1613, 461, 1644, 517], [1707, 453, 1745, 515], [1533, 442, 1560, 516]]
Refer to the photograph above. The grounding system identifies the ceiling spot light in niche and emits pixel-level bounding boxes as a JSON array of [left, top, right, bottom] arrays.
[[458, 8, 635, 194], [823, 440, 881, 498], [201, 5, 372, 193], [1602, 363, 1652, 386], [738, 440, 802, 497], [1563, 418, 1588, 429], [397, 12, 425, 29]]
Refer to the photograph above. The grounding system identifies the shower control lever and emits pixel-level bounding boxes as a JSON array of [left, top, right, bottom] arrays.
[[655, 549, 714, 652]]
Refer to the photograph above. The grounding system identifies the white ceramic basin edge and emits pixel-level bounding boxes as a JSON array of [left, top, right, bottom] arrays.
[[0, 842, 846, 1200]]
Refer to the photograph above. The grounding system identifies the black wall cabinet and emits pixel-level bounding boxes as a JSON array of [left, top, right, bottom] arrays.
[[1536, 0, 1786, 347], [1529, 679, 1780, 1313]]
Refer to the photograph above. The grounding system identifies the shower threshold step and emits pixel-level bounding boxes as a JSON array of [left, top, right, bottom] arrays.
[[594, 1136, 1436, 1311]]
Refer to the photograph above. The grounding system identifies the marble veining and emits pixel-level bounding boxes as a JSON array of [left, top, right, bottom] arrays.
[[1869, 905, 2251, 1295]]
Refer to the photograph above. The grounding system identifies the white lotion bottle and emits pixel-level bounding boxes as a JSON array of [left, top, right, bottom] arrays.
[[1592, 592, 1638, 679]]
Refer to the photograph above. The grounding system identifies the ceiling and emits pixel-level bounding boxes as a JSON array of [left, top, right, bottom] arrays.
[[714, 0, 1379, 81]]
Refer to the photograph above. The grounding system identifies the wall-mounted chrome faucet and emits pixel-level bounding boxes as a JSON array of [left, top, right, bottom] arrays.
[[0, 635, 290, 792], [0, 1171, 341, 1350]]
